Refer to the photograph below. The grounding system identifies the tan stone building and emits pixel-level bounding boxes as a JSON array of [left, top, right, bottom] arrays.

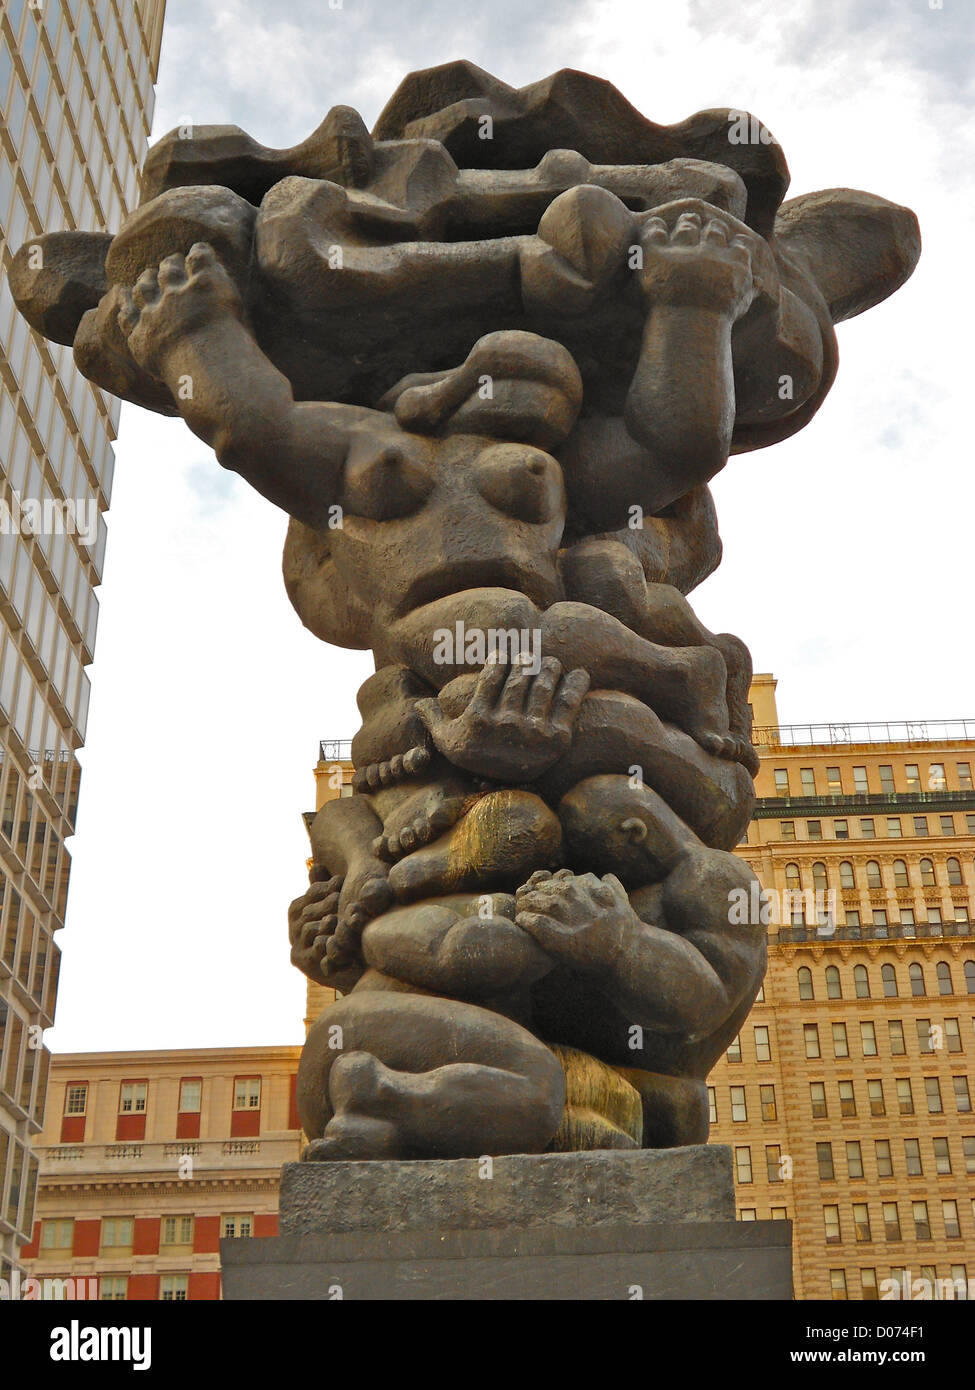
[[19, 1045, 301, 1298], [710, 675, 975, 1299], [0, 0, 166, 1277]]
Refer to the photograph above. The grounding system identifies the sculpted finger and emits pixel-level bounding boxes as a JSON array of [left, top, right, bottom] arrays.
[[702, 219, 730, 245], [132, 268, 160, 308], [158, 253, 187, 288], [117, 288, 139, 335], [550, 667, 590, 731], [671, 212, 702, 246], [640, 215, 668, 245], [495, 656, 534, 715], [185, 241, 217, 275], [524, 657, 562, 720], [469, 656, 508, 715], [414, 697, 445, 734]]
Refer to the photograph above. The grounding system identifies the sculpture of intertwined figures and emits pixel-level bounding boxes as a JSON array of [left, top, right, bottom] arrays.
[[12, 61, 920, 1160]]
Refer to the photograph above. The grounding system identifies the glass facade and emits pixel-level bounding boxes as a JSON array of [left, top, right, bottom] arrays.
[[0, 0, 165, 1277]]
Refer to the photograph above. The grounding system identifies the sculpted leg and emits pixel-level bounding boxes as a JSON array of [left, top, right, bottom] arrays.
[[297, 991, 565, 1159]]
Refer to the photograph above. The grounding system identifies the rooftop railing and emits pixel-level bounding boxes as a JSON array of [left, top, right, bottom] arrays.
[[753, 719, 975, 748]]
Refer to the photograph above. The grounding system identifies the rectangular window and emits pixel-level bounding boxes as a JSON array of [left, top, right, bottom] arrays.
[[161, 1215, 194, 1246], [853, 766, 869, 793], [771, 1207, 788, 1221], [929, 763, 947, 791], [804, 1024, 820, 1059], [889, 1021, 906, 1056], [839, 1081, 856, 1118], [221, 1213, 253, 1238], [801, 768, 816, 795], [886, 817, 902, 838], [119, 1082, 147, 1114], [861, 1268, 879, 1301], [904, 1138, 922, 1176], [826, 767, 842, 793], [955, 1078, 972, 1113], [730, 1085, 747, 1123], [883, 1202, 901, 1241], [160, 1274, 188, 1302], [807, 820, 823, 841], [817, 1142, 835, 1181], [824, 1205, 841, 1244], [932, 1137, 952, 1175], [834, 819, 849, 840], [774, 769, 789, 795], [739, 1208, 756, 1221], [780, 821, 795, 841], [940, 815, 955, 835], [830, 1269, 848, 1300], [233, 1078, 261, 1110], [766, 1144, 782, 1183], [945, 1018, 962, 1053], [956, 762, 973, 791], [707, 1086, 717, 1125], [860, 818, 876, 838], [100, 1218, 134, 1252], [897, 1078, 914, 1115], [178, 1079, 201, 1113], [878, 766, 894, 795], [875, 1139, 893, 1178], [832, 1022, 849, 1058], [860, 1021, 878, 1056], [912, 1201, 931, 1240], [810, 1082, 827, 1119], [99, 1276, 128, 1301], [925, 1077, 943, 1114], [41, 1218, 74, 1250], [760, 1084, 777, 1121], [753, 1025, 771, 1062], [905, 764, 921, 792], [964, 1136, 975, 1174], [734, 1146, 752, 1184], [853, 1203, 871, 1242], [64, 1084, 87, 1115], [867, 1079, 885, 1116], [726, 1033, 742, 1063], [917, 1019, 933, 1054], [913, 816, 929, 837], [846, 1140, 864, 1179]]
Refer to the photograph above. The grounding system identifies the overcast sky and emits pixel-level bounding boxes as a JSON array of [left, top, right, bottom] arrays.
[[49, 0, 974, 1052]]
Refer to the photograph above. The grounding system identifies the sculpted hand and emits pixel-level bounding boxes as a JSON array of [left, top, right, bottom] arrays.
[[415, 655, 590, 781], [636, 199, 777, 320], [288, 873, 362, 992], [117, 241, 244, 379], [515, 868, 633, 972]]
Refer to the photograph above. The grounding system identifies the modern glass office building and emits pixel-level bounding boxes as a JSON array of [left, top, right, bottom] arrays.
[[0, 0, 165, 1278]]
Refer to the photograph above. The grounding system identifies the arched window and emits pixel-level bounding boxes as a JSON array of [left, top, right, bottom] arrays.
[[853, 964, 870, 998], [881, 963, 898, 997], [797, 966, 814, 1000], [813, 862, 828, 893], [936, 961, 953, 995], [893, 859, 908, 888], [947, 857, 962, 886], [785, 863, 802, 889], [866, 860, 882, 889], [825, 965, 842, 999], [840, 861, 855, 889], [909, 963, 926, 997], [920, 858, 935, 886], [966, 961, 975, 994]]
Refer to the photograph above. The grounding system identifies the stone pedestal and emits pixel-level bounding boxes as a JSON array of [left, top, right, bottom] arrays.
[[220, 1146, 792, 1300]]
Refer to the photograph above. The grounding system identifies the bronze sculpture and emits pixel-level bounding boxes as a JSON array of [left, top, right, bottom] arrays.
[[11, 61, 920, 1161]]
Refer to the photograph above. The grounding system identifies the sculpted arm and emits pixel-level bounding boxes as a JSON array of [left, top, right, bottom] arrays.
[[118, 242, 361, 530]]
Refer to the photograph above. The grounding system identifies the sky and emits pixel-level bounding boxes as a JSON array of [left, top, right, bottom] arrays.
[[48, 0, 974, 1052]]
